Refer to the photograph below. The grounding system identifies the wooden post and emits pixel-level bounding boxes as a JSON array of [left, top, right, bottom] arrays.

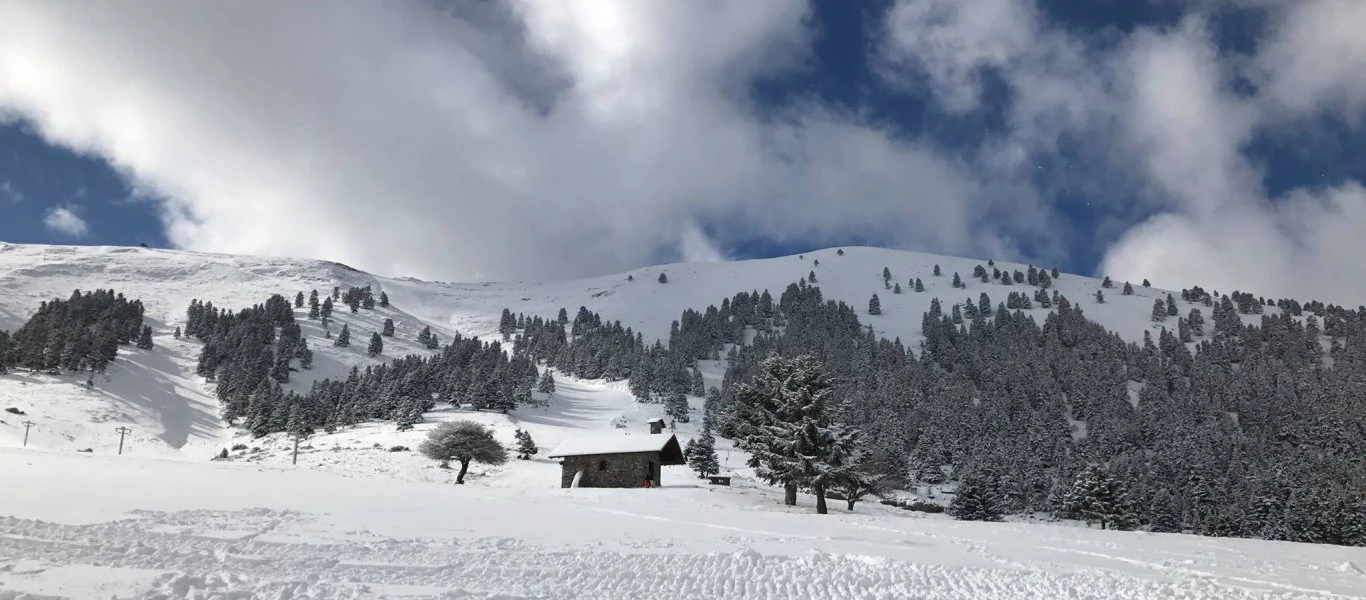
[[291, 433, 307, 465], [22, 421, 34, 446], [115, 426, 132, 455]]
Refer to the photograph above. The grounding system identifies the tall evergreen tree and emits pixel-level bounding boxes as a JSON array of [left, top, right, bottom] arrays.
[[950, 475, 1003, 521], [382, 318, 395, 337], [868, 294, 882, 315], [334, 324, 350, 347], [367, 332, 383, 357], [136, 325, 154, 350]]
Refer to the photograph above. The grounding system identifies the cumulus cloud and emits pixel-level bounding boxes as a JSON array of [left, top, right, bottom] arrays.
[[42, 205, 88, 237], [1100, 4, 1366, 305], [880, 0, 1366, 304], [0, 0, 1026, 282]]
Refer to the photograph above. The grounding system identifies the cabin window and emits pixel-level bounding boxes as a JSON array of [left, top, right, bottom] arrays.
[[598, 460, 608, 471]]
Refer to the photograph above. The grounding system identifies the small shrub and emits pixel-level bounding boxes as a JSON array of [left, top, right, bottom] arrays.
[[879, 498, 945, 514], [4, 407, 25, 415], [231, 443, 248, 451], [389, 445, 410, 452], [76, 448, 93, 453]]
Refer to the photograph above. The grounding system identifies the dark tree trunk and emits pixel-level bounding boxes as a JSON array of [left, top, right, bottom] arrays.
[[847, 497, 857, 512], [814, 483, 828, 514], [784, 482, 798, 506], [456, 459, 470, 484]]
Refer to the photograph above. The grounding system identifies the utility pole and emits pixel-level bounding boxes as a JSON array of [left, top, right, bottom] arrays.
[[115, 426, 132, 455], [22, 421, 34, 446], [291, 433, 308, 465]]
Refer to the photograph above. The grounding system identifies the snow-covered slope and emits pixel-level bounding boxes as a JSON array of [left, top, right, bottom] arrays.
[[0, 241, 1246, 458], [3, 241, 1358, 599]]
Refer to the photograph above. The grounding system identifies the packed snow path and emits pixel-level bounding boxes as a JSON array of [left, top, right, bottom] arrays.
[[3, 450, 1364, 599]]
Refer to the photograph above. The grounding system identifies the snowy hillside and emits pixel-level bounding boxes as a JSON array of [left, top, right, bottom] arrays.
[[0, 240, 1218, 457], [3, 241, 1364, 598]]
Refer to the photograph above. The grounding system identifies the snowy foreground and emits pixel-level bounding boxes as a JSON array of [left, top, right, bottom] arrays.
[[4, 448, 1366, 599]]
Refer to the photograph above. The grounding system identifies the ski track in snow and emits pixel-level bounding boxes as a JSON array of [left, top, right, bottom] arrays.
[[1, 508, 1348, 600]]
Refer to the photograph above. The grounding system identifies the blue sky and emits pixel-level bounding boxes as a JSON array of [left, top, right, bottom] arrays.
[[0, 0, 1363, 301]]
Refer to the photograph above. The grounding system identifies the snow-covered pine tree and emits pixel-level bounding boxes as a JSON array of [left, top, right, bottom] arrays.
[[1096, 290, 1105, 303], [382, 318, 395, 337], [915, 278, 924, 292], [686, 427, 720, 479], [893, 282, 902, 294], [1151, 299, 1167, 322], [1102, 276, 1113, 288], [514, 428, 539, 459], [949, 475, 1003, 521], [367, 332, 383, 357], [1143, 279, 1151, 287], [952, 272, 963, 288], [1064, 464, 1137, 530], [136, 325, 154, 350], [379, 291, 389, 307], [1166, 293, 1178, 316], [868, 293, 882, 315], [665, 391, 690, 423], [1123, 281, 1134, 295], [174, 326, 182, 339], [658, 272, 668, 284], [882, 266, 891, 287], [933, 264, 941, 276], [538, 371, 557, 394], [334, 324, 350, 347], [294, 291, 304, 308]]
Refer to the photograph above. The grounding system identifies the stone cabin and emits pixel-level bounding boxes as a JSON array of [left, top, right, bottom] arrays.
[[547, 431, 686, 488]]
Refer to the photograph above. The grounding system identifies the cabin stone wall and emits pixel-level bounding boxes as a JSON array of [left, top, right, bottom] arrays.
[[560, 451, 663, 488]]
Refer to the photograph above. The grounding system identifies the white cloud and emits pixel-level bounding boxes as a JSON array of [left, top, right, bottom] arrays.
[[0, 1, 1023, 282], [42, 205, 88, 237]]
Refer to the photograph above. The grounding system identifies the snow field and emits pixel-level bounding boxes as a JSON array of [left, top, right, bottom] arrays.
[[3, 448, 1365, 599]]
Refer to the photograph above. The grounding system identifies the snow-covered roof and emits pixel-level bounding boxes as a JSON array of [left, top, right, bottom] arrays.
[[547, 433, 684, 463], [645, 418, 665, 425]]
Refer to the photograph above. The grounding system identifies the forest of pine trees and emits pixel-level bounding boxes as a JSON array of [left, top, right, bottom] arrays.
[[0, 289, 146, 374], [72, 265, 1365, 546]]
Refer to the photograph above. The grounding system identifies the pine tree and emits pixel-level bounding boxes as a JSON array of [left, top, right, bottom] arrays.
[[893, 282, 902, 294], [933, 264, 941, 276], [379, 291, 389, 307], [1123, 281, 1134, 295], [952, 272, 963, 288], [174, 326, 181, 339], [808, 270, 817, 283], [294, 291, 304, 308], [665, 392, 690, 423], [321, 297, 334, 320], [382, 318, 395, 337], [658, 272, 668, 284], [136, 325, 154, 350], [868, 294, 882, 315], [334, 324, 350, 347], [1151, 299, 1167, 322], [686, 428, 720, 479], [367, 332, 383, 357], [837, 248, 844, 256], [1096, 290, 1105, 303], [1051, 267, 1060, 278], [515, 428, 539, 459], [882, 266, 892, 287], [538, 371, 557, 394], [1188, 308, 1204, 337], [949, 475, 1003, 521], [1166, 293, 1178, 316], [1142, 279, 1151, 287], [1064, 465, 1137, 530], [915, 278, 924, 293], [1102, 276, 1113, 288], [1148, 487, 1182, 533]]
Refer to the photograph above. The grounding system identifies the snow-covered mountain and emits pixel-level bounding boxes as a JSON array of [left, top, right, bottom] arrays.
[[0, 240, 1241, 458], [6, 241, 1365, 599]]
